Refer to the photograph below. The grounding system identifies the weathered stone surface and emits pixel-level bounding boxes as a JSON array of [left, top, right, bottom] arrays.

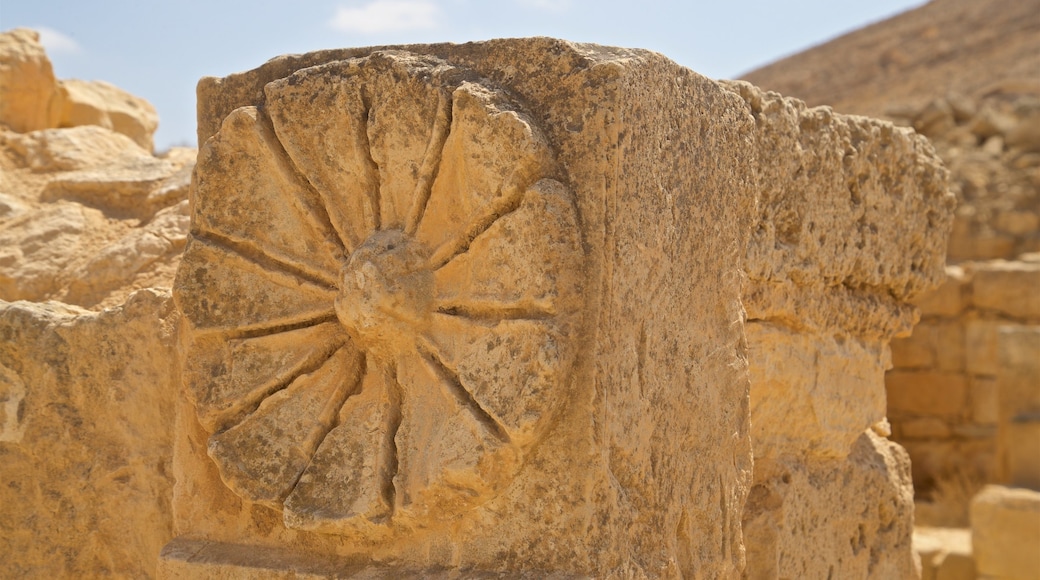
[[0, 289, 178, 578], [726, 79, 953, 579], [724, 81, 953, 311], [0, 29, 63, 133], [745, 322, 889, 459], [971, 485, 1040, 580], [169, 40, 755, 577], [58, 78, 160, 151], [40, 152, 182, 218], [741, 430, 918, 580]]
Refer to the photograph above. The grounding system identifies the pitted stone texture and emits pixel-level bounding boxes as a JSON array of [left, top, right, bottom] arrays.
[[0, 290, 178, 578], [171, 39, 755, 578], [742, 430, 918, 580], [724, 80, 954, 341], [746, 322, 890, 459], [175, 52, 584, 537]]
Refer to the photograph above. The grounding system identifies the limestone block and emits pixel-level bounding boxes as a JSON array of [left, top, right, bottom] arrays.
[[0, 202, 100, 301], [1006, 421, 1040, 490], [973, 376, 1000, 425], [58, 78, 160, 151], [892, 324, 936, 369], [903, 438, 998, 494], [971, 260, 1040, 319], [0, 289, 178, 578], [888, 370, 969, 419], [746, 322, 888, 458], [902, 417, 953, 439], [65, 200, 190, 305], [966, 318, 1003, 376], [0, 28, 63, 133], [914, 527, 975, 580], [741, 430, 917, 580], [40, 154, 183, 218], [971, 485, 1040, 580], [169, 40, 756, 577], [934, 320, 967, 373], [915, 266, 971, 318], [997, 326, 1040, 486]]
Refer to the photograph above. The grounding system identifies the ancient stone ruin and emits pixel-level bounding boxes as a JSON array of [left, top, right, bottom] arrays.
[[7, 19, 1032, 578]]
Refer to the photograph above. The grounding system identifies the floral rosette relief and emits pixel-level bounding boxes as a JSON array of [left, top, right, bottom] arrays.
[[173, 52, 584, 536]]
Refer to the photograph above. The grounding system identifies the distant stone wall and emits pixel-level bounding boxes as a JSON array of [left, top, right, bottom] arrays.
[[894, 94, 1040, 263], [887, 257, 1040, 497]]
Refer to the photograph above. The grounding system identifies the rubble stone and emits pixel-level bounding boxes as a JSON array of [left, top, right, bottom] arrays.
[[0, 29, 62, 133], [58, 78, 160, 152], [0, 290, 178, 578]]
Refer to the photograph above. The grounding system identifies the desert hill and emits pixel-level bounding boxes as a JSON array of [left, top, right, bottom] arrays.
[[745, 0, 1040, 263], [741, 0, 1040, 119]]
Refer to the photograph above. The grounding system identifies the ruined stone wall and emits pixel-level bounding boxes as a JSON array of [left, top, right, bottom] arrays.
[[722, 80, 954, 579], [888, 258, 1040, 507]]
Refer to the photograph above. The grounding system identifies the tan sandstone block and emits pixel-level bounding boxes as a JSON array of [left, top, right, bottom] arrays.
[[916, 265, 972, 317], [902, 417, 953, 439], [971, 485, 1040, 580], [888, 370, 969, 418], [0, 28, 63, 132], [972, 261, 1040, 320], [747, 323, 888, 458], [168, 40, 756, 577], [935, 321, 967, 372], [1007, 421, 1040, 490], [0, 290, 177, 578], [915, 527, 976, 580], [892, 325, 936, 369], [742, 431, 917, 579], [973, 376, 1000, 425], [58, 79, 159, 151], [966, 319, 1002, 376], [997, 326, 1040, 487]]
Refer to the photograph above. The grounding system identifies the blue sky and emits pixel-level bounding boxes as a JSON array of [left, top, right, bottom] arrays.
[[3, 1, 926, 150]]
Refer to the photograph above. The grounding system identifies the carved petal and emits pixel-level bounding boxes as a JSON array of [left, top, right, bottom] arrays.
[[392, 350, 518, 518], [193, 106, 343, 282], [208, 346, 363, 508], [364, 56, 452, 231], [265, 63, 379, 250], [175, 238, 336, 333], [417, 83, 552, 266], [424, 314, 572, 444], [183, 323, 348, 432], [283, 363, 399, 533], [434, 179, 582, 316]]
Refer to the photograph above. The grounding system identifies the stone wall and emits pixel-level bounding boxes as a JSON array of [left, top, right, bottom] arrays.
[[721, 81, 953, 579], [888, 257, 1040, 503]]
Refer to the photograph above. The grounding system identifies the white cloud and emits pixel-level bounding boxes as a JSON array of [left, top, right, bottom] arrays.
[[331, 0, 440, 34], [516, 0, 570, 12], [35, 26, 82, 55]]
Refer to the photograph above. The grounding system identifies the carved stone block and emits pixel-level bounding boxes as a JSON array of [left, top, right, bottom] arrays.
[[166, 39, 757, 577]]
